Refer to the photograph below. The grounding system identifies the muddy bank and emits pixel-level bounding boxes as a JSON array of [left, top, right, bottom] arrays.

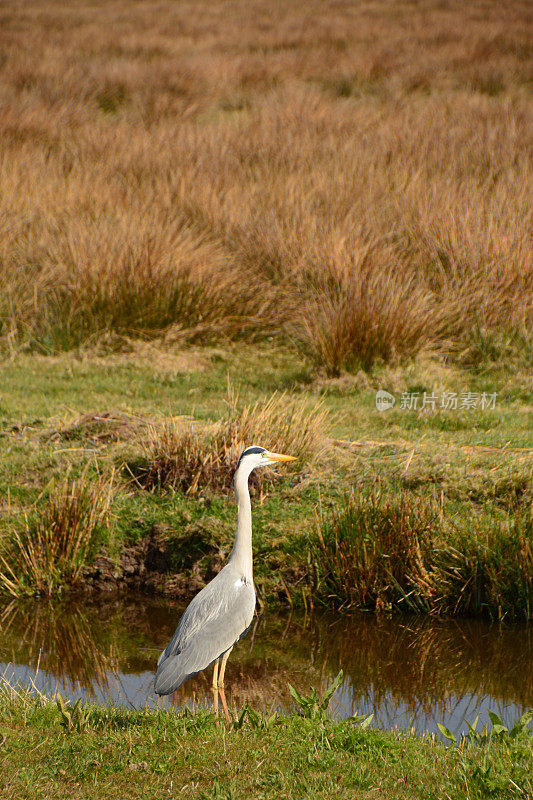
[[81, 524, 228, 598], [82, 523, 303, 603]]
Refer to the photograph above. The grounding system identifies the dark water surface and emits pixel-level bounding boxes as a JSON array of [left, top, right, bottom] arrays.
[[1, 595, 531, 736]]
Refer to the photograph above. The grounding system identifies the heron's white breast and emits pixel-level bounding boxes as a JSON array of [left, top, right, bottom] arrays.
[[233, 577, 245, 588]]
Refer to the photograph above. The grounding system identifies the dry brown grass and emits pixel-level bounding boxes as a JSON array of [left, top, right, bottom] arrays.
[[0, 0, 531, 369], [132, 388, 329, 494]]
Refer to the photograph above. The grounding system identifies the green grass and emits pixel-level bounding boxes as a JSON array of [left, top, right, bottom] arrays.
[[0, 343, 531, 616], [0, 690, 531, 800]]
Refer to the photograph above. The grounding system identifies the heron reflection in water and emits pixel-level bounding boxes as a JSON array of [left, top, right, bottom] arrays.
[[155, 447, 295, 723]]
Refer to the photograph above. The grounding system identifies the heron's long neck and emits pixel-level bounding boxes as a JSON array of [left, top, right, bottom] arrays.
[[228, 467, 253, 581]]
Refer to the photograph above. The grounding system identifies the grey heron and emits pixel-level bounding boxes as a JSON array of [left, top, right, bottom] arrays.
[[154, 445, 296, 723]]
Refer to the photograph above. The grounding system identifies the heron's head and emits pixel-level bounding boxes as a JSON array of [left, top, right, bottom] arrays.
[[236, 446, 296, 476]]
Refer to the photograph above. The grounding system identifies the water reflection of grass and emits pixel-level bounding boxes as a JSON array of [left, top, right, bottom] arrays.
[[314, 613, 533, 719], [1, 598, 531, 720], [1, 599, 123, 693], [223, 613, 533, 720]]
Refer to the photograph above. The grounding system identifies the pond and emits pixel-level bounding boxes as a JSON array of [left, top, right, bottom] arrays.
[[1, 595, 531, 737]]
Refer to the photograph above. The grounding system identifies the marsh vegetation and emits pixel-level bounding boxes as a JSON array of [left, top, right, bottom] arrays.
[[0, 0, 531, 373], [0, 3, 532, 795], [0, 1, 531, 614]]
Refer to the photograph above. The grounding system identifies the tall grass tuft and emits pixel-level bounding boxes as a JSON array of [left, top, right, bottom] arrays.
[[436, 512, 533, 619], [313, 488, 438, 612], [313, 489, 533, 620], [16, 220, 274, 353], [132, 389, 330, 494], [293, 266, 435, 375], [0, 473, 114, 597]]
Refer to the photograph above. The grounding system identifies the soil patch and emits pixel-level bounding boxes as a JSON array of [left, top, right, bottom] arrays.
[[82, 523, 227, 597]]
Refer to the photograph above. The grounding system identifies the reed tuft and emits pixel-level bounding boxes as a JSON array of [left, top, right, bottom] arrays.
[[0, 473, 114, 597], [313, 488, 438, 612], [131, 389, 330, 494], [313, 489, 533, 620]]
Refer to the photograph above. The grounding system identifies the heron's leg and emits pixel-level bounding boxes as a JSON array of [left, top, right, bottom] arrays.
[[217, 647, 233, 726], [211, 659, 219, 718]]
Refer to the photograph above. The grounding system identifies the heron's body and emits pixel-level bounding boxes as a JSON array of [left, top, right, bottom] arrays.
[[154, 445, 295, 720], [154, 562, 255, 694]]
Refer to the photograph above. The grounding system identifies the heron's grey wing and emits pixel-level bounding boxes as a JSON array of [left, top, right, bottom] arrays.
[[154, 570, 255, 695]]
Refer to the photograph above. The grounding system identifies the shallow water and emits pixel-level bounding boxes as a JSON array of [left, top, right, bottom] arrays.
[[1, 595, 531, 736]]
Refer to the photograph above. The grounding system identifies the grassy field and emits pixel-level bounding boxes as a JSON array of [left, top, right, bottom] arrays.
[[0, 344, 531, 618], [0, 687, 532, 800], [0, 0, 531, 615], [0, 0, 532, 371], [0, 4, 532, 795]]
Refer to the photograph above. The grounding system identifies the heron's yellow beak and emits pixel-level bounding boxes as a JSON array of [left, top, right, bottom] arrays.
[[263, 451, 297, 462]]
